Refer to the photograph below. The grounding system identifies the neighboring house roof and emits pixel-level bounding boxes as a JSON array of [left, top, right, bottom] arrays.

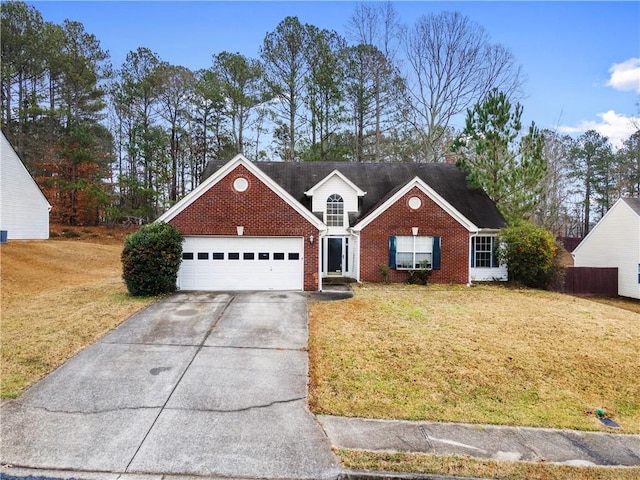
[[202, 161, 506, 230], [621, 197, 640, 216]]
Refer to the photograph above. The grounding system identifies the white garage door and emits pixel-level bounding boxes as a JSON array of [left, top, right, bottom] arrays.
[[178, 236, 304, 291]]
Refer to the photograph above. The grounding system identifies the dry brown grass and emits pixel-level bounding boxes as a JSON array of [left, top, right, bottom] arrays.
[[1, 237, 154, 398], [337, 449, 640, 480], [586, 296, 640, 315], [309, 284, 640, 432]]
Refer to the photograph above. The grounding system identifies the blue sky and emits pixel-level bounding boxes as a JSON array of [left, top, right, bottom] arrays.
[[27, 1, 640, 148]]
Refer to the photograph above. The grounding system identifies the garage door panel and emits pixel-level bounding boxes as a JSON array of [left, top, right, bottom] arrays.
[[179, 237, 303, 291]]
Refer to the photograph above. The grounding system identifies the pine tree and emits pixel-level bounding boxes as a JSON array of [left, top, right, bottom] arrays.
[[453, 89, 546, 223]]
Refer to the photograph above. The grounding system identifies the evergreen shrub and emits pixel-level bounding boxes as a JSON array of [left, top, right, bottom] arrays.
[[498, 222, 560, 290], [121, 222, 183, 296]]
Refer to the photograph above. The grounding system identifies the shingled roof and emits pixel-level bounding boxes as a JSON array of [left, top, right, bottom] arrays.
[[202, 161, 506, 230], [621, 197, 640, 216]]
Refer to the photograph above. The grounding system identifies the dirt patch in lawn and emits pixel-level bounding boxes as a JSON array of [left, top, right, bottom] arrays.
[[309, 284, 640, 433], [1, 238, 154, 398]]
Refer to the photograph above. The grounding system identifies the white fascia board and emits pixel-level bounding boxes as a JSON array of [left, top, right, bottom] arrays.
[[304, 169, 366, 197], [156, 154, 326, 231], [352, 176, 477, 232]]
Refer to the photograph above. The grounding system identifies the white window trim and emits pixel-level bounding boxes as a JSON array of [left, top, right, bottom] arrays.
[[396, 235, 433, 270], [325, 194, 344, 227], [472, 235, 499, 268]]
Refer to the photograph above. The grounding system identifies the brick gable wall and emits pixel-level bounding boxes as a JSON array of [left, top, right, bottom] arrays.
[[168, 164, 320, 291], [359, 187, 470, 284]]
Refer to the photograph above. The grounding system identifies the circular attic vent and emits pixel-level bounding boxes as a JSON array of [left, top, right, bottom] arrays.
[[233, 177, 249, 192], [408, 196, 422, 210]]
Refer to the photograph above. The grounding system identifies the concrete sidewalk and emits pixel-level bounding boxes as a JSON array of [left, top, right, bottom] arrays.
[[319, 415, 640, 467]]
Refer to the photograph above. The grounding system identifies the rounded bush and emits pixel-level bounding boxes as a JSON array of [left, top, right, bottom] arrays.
[[498, 222, 559, 290], [121, 222, 183, 296]]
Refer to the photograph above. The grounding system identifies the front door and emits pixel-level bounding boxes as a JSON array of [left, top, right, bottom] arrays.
[[327, 237, 343, 273]]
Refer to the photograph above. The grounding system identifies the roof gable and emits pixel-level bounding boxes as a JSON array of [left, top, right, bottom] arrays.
[[573, 197, 640, 256], [304, 169, 366, 197], [1, 132, 51, 209], [201, 161, 505, 230], [352, 176, 478, 232], [157, 155, 325, 230]]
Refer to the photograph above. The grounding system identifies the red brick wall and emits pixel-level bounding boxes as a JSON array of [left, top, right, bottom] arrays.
[[168, 164, 320, 291], [360, 187, 470, 285]]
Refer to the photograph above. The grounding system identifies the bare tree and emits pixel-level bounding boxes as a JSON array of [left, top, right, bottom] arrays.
[[535, 130, 576, 236], [403, 11, 523, 162], [347, 1, 403, 60]]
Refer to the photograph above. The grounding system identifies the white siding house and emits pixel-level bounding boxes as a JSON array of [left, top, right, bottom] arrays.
[[573, 198, 640, 300], [0, 132, 51, 240]]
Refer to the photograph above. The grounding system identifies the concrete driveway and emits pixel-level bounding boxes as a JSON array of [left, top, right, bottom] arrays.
[[1, 291, 341, 479]]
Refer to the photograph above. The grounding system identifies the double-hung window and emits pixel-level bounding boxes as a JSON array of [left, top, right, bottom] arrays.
[[389, 235, 441, 270], [471, 236, 499, 268]]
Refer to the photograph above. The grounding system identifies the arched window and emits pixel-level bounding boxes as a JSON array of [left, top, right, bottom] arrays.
[[326, 194, 344, 227]]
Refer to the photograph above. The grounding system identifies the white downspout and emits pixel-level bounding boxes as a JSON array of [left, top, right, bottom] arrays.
[[317, 228, 326, 291], [349, 228, 361, 283], [468, 229, 480, 286]]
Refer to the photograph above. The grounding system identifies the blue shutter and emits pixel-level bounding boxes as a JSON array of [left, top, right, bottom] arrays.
[[432, 236, 441, 270], [388, 236, 397, 269], [470, 237, 476, 268]]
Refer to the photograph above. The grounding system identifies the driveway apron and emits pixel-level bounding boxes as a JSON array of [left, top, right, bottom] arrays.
[[1, 291, 341, 479]]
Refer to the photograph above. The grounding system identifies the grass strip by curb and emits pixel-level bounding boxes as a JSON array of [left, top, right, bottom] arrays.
[[336, 449, 640, 480]]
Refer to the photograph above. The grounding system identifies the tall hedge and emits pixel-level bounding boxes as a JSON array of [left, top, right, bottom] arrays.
[[121, 222, 183, 296], [498, 222, 559, 290]]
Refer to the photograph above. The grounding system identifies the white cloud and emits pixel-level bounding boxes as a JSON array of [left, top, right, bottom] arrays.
[[606, 58, 640, 93], [557, 110, 639, 149]]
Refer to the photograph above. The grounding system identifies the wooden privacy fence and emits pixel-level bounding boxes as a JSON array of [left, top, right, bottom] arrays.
[[562, 267, 618, 296]]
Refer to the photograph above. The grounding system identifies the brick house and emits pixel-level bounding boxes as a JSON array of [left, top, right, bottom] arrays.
[[157, 155, 507, 291]]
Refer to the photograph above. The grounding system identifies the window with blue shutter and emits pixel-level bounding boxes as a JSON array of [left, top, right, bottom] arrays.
[[472, 236, 499, 268], [390, 235, 440, 270]]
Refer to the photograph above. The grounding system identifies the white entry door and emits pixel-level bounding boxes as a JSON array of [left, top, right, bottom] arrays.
[[179, 236, 304, 291]]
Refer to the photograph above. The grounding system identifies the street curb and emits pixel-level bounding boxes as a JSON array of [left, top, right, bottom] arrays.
[[339, 471, 484, 480], [0, 468, 486, 480]]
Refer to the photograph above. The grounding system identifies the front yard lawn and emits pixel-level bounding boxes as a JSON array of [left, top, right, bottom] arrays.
[[309, 284, 640, 433], [1, 240, 154, 398]]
